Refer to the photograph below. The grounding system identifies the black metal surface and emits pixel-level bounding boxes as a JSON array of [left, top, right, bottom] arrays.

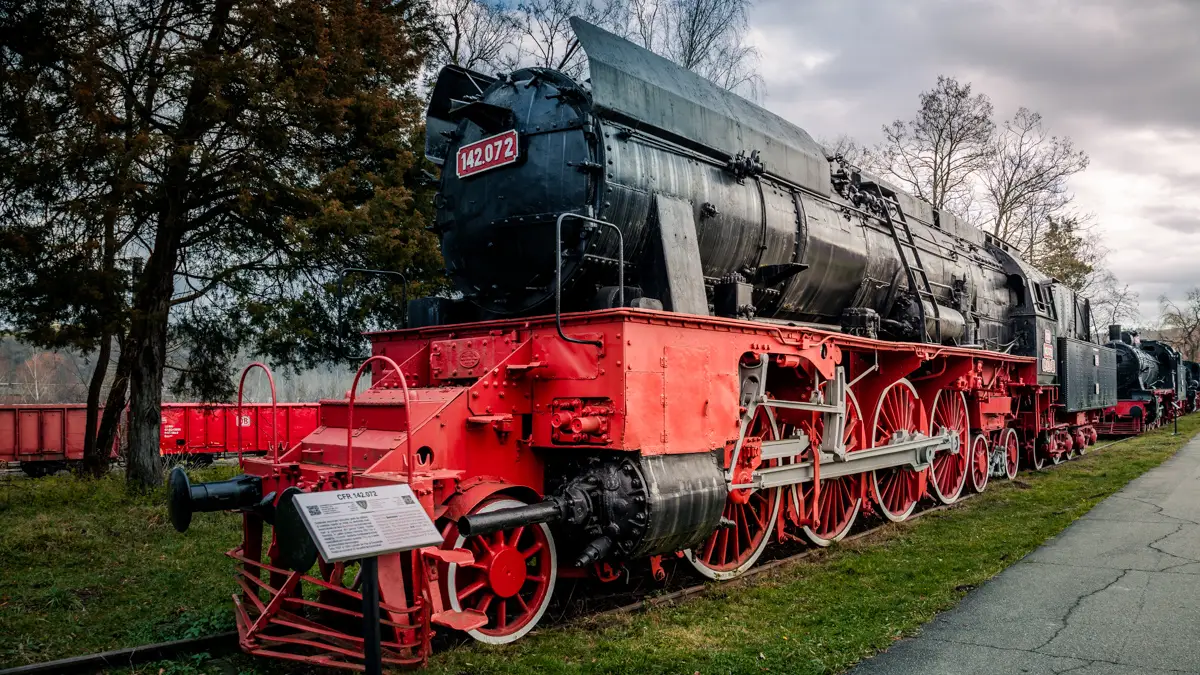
[[425, 65, 498, 165], [273, 487, 319, 572], [437, 67, 596, 317], [1107, 335, 1160, 398], [713, 275, 754, 319], [421, 19, 1108, 379], [167, 468, 262, 533], [457, 500, 564, 537], [1141, 339, 1185, 393], [361, 556, 383, 675], [570, 17, 831, 197], [641, 194, 709, 316], [1058, 337, 1117, 412]]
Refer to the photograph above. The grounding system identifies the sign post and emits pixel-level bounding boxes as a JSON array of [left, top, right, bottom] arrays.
[[292, 484, 442, 675], [361, 557, 383, 675]]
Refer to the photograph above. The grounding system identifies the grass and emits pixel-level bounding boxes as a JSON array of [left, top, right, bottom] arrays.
[[3, 416, 1198, 674], [0, 461, 243, 668]]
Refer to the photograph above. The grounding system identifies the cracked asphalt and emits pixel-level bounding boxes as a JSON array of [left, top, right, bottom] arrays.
[[851, 436, 1200, 675]]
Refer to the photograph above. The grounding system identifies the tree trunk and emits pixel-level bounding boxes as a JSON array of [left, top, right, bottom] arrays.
[[124, 251, 177, 489], [124, 0, 232, 489], [95, 335, 132, 469], [80, 332, 113, 477]]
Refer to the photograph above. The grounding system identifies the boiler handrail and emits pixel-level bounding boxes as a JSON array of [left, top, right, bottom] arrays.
[[554, 212, 624, 350]]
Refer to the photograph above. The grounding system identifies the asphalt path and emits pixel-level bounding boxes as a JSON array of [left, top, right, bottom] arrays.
[[852, 435, 1200, 675]]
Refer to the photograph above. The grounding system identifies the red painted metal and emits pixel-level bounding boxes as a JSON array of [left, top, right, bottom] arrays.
[[0, 404, 117, 466], [194, 307, 1141, 670], [687, 405, 780, 579], [796, 387, 865, 547], [928, 389, 969, 504], [870, 379, 927, 521], [158, 403, 318, 459], [969, 434, 989, 493]]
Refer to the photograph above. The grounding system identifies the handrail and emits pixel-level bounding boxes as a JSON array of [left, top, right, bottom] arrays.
[[346, 355, 412, 488], [554, 212, 624, 350], [237, 363, 279, 464], [337, 267, 410, 361]]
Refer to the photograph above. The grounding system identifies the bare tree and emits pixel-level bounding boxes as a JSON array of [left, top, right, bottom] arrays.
[[1160, 290, 1200, 361], [627, 0, 761, 97], [1089, 270, 1140, 332], [504, 0, 626, 78], [429, 0, 763, 95], [820, 134, 870, 167], [873, 76, 994, 215], [430, 0, 519, 74], [983, 108, 1089, 247]]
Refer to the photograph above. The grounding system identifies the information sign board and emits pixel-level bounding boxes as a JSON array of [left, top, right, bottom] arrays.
[[292, 484, 442, 563]]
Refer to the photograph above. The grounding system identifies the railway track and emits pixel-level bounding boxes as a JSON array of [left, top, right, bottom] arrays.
[[0, 436, 1137, 674]]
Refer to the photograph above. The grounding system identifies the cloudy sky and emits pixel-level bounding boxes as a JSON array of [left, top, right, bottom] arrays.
[[745, 0, 1200, 321]]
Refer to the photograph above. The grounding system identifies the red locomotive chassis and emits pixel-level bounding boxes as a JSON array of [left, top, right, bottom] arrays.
[[172, 308, 1103, 670]]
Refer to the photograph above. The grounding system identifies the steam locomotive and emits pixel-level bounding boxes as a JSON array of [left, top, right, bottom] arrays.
[[168, 19, 1177, 670], [1101, 326, 1190, 432]]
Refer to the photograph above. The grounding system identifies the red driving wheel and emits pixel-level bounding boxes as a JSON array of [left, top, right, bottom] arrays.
[[870, 379, 925, 522], [445, 498, 557, 644], [798, 387, 866, 547], [686, 406, 781, 580], [969, 434, 989, 493], [929, 390, 970, 504]]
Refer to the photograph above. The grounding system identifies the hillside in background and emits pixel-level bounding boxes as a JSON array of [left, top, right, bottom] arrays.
[[0, 337, 351, 405]]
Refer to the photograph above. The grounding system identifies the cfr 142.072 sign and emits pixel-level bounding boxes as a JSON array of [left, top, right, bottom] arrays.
[[456, 129, 519, 178]]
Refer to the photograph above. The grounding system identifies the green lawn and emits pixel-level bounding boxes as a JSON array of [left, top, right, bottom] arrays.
[[0, 462, 243, 669], [3, 415, 1197, 674]]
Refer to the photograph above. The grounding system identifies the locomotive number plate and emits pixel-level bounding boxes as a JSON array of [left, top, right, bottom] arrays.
[[455, 129, 519, 178]]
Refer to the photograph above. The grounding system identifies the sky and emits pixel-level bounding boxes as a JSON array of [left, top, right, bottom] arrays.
[[744, 0, 1200, 322]]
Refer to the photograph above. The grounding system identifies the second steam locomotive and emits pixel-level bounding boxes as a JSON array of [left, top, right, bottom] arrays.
[[167, 18, 1184, 670]]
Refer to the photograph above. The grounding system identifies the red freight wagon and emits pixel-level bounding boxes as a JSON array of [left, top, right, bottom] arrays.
[[0, 404, 118, 477], [159, 403, 319, 462]]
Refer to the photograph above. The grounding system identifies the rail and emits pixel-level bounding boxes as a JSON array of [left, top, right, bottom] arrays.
[[236, 363, 279, 464], [337, 267, 410, 360], [555, 212, 624, 349], [345, 355, 412, 487]]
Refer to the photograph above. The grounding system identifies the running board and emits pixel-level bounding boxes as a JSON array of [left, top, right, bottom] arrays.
[[733, 430, 956, 491]]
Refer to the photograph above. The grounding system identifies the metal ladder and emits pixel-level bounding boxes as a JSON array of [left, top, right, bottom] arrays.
[[869, 184, 941, 343]]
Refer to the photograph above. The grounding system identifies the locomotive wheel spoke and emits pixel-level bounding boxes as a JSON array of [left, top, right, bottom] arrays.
[[520, 541, 544, 559], [871, 379, 923, 522], [686, 406, 781, 580], [929, 390, 970, 504], [802, 388, 865, 547], [445, 498, 557, 645], [458, 579, 486, 600]]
